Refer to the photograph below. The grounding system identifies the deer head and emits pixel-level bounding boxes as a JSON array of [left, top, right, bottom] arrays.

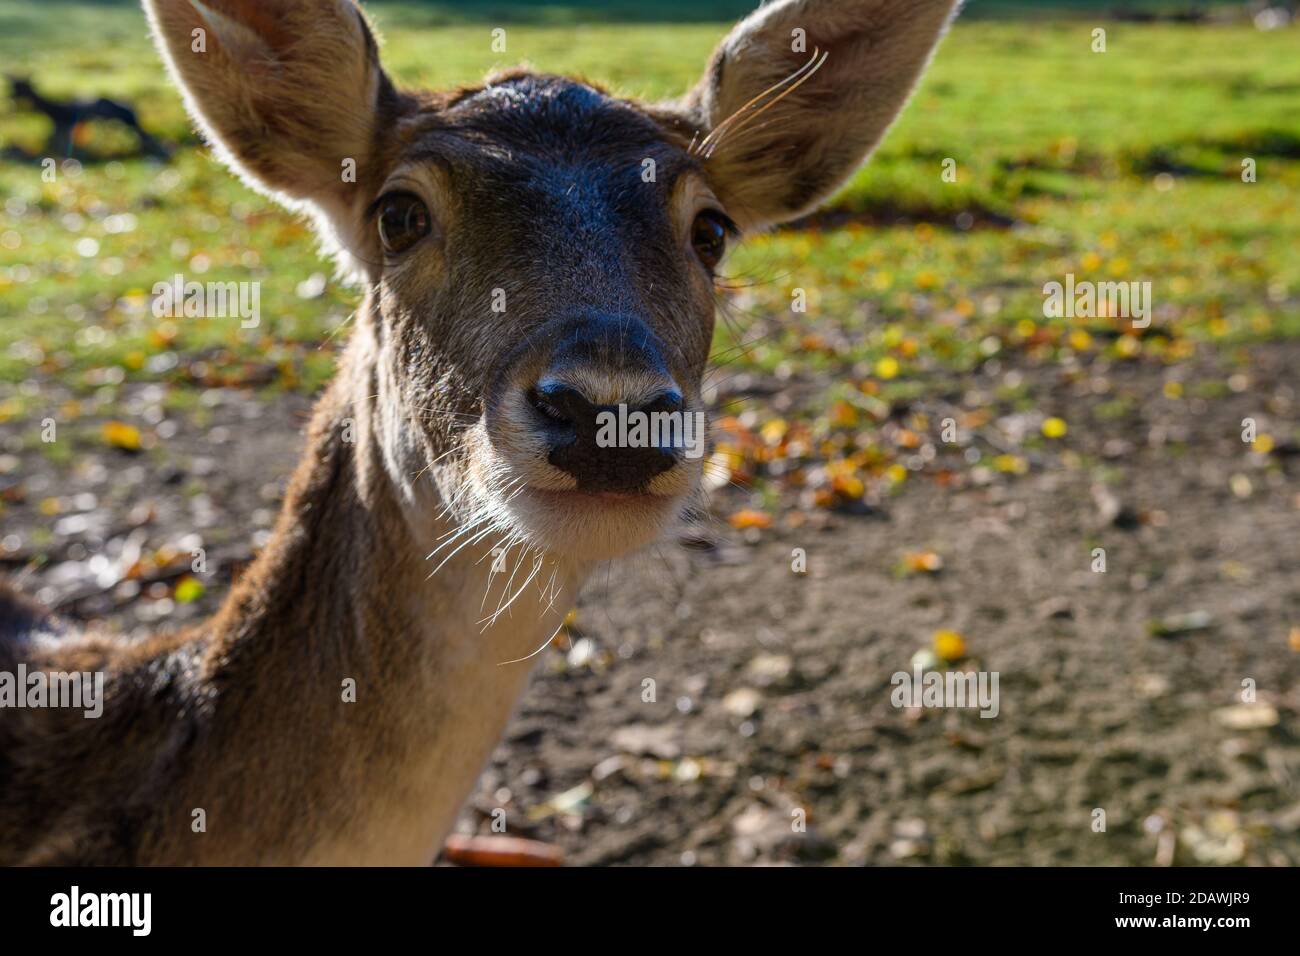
[[144, 0, 959, 566]]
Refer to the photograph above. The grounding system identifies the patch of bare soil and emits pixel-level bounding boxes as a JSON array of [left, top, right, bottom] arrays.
[[2, 344, 1296, 865]]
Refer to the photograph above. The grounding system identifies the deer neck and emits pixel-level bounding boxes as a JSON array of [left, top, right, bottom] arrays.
[[187, 318, 582, 865]]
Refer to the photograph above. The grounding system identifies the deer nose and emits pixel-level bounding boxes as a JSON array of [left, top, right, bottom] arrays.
[[529, 381, 684, 493]]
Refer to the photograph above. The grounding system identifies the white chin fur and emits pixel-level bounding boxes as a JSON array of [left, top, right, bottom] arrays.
[[501, 488, 684, 564]]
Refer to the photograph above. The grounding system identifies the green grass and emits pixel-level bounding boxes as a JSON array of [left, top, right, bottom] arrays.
[[1, 2, 1297, 405]]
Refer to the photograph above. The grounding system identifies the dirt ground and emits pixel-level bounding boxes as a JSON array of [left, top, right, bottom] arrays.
[[2, 343, 1297, 865]]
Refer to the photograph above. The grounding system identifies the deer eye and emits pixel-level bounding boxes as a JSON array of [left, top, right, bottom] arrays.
[[690, 210, 731, 271], [376, 192, 431, 255]]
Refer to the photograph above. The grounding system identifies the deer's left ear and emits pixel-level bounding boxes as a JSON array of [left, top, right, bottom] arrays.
[[144, 0, 407, 268], [673, 0, 960, 231]]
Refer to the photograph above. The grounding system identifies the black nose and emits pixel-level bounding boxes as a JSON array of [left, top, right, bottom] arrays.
[[530, 382, 683, 493]]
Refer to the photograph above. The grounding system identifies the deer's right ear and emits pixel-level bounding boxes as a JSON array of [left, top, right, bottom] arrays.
[[144, 0, 405, 267]]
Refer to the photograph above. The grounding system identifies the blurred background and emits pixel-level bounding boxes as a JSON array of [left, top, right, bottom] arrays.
[[0, 0, 1297, 865]]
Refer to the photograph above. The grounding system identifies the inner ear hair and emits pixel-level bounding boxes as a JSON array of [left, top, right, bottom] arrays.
[[678, 0, 962, 230]]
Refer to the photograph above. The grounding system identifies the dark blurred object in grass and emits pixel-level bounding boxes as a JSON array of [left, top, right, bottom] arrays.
[[4, 75, 170, 163]]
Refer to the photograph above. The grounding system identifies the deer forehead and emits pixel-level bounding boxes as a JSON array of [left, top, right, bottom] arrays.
[[393, 75, 702, 222]]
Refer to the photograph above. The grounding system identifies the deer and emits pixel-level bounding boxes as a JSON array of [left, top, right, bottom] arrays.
[[0, 0, 958, 865]]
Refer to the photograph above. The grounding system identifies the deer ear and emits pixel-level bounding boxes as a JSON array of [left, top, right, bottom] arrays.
[[144, 0, 405, 267], [680, 0, 960, 230]]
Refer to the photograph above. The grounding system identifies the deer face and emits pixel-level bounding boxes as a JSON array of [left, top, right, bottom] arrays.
[[367, 75, 724, 561], [145, 0, 959, 563]]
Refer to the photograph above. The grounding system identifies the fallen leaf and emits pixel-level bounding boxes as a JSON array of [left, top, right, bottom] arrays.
[[102, 421, 142, 451], [903, 550, 944, 574], [1148, 610, 1213, 638], [527, 781, 594, 821], [729, 509, 772, 530], [747, 653, 793, 686], [875, 356, 900, 380], [723, 687, 762, 718], [910, 648, 940, 671], [610, 724, 680, 759], [173, 576, 205, 603], [993, 454, 1028, 475], [933, 629, 967, 662], [1213, 703, 1278, 731]]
